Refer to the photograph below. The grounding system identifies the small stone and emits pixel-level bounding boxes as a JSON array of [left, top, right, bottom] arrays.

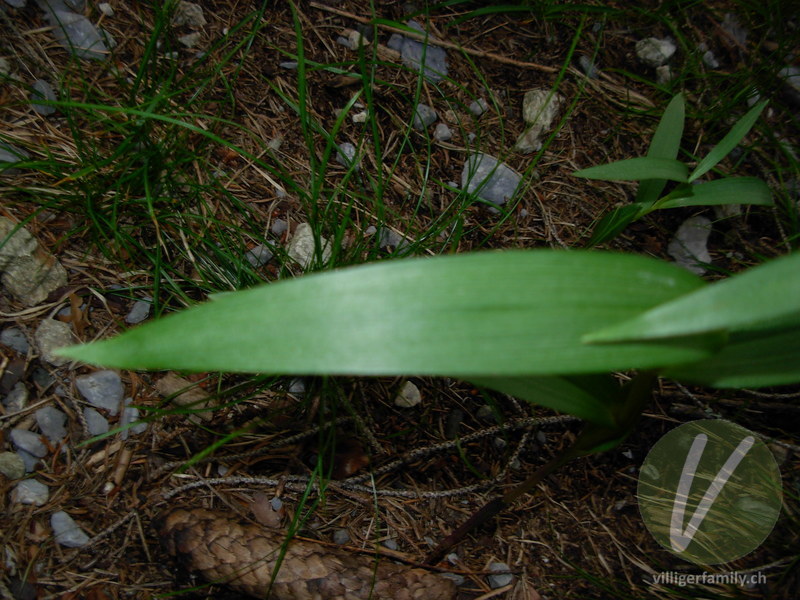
[[378, 228, 409, 251], [98, 3, 113, 17], [0, 142, 29, 167], [433, 123, 452, 142], [4, 382, 29, 413], [279, 61, 298, 70], [441, 573, 465, 586], [42, 8, 109, 60], [446, 553, 460, 565], [178, 32, 202, 48], [348, 29, 367, 49], [336, 142, 359, 169], [0, 452, 26, 479], [656, 65, 673, 85], [245, 244, 273, 268], [83, 407, 109, 437], [17, 449, 40, 473], [1, 327, 29, 354], [10, 429, 47, 458], [51, 511, 90, 547], [488, 562, 514, 589], [333, 529, 350, 545], [271, 219, 288, 236], [34, 320, 73, 366], [75, 370, 124, 415], [172, 1, 206, 28], [352, 110, 369, 123], [288, 378, 306, 395], [0, 217, 69, 306], [636, 37, 676, 68], [668, 215, 712, 275], [394, 380, 421, 408], [120, 399, 147, 440], [390, 20, 448, 82], [364, 225, 377, 236], [461, 153, 522, 208], [702, 49, 720, 69], [30, 80, 57, 116], [412, 103, 437, 130], [468, 98, 488, 116], [287, 223, 332, 268], [382, 539, 398, 551], [514, 89, 563, 153], [125, 298, 152, 324], [155, 373, 214, 421], [12, 479, 49, 506], [577, 54, 598, 78], [35, 406, 68, 443], [721, 13, 747, 46]]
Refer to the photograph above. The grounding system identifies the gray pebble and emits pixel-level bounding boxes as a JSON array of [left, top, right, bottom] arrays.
[[336, 142, 359, 169], [382, 538, 398, 551], [3, 382, 29, 412], [433, 123, 452, 142], [17, 449, 40, 473], [390, 20, 448, 82], [125, 299, 152, 324], [668, 215, 712, 275], [10, 429, 47, 457], [412, 103, 437, 130], [468, 98, 488, 116], [31, 80, 57, 116], [75, 370, 124, 415], [83, 407, 109, 437], [578, 55, 598, 78], [364, 225, 377, 236], [1, 327, 30, 354], [34, 319, 74, 366], [279, 61, 298, 70], [271, 219, 288, 236], [51, 511, 90, 548], [0, 141, 29, 166], [0, 451, 26, 479], [245, 244, 273, 268], [120, 398, 147, 439], [35, 406, 68, 443], [488, 562, 514, 588], [288, 378, 306, 395], [378, 228, 409, 251], [270, 497, 283, 511], [461, 153, 522, 208], [12, 479, 49, 506], [441, 573, 466, 586], [636, 38, 676, 68], [333, 529, 350, 545]]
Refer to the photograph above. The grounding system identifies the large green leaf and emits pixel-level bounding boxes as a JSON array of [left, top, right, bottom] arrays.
[[584, 251, 800, 343], [688, 100, 768, 182], [58, 250, 710, 377], [573, 157, 688, 182], [470, 374, 623, 427], [665, 322, 800, 388], [636, 94, 685, 204], [654, 177, 773, 210]]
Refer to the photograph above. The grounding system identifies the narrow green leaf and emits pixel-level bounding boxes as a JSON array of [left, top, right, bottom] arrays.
[[665, 323, 800, 388], [588, 203, 648, 247], [688, 100, 768, 182], [58, 250, 710, 377], [574, 157, 688, 182], [584, 251, 800, 343], [655, 177, 773, 209], [636, 94, 685, 204], [470, 374, 622, 427]]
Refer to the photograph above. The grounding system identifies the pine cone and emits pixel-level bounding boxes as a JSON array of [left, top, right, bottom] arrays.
[[156, 508, 457, 600]]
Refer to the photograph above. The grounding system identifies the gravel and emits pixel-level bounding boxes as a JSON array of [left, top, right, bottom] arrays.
[[394, 380, 421, 408], [668, 215, 712, 275], [30, 79, 57, 115], [76, 370, 124, 415], [0, 451, 26, 479], [51, 511, 90, 547], [412, 103, 437, 130], [433, 123, 452, 141], [461, 153, 522, 208], [10, 428, 47, 457], [488, 562, 514, 588], [35, 406, 68, 443], [84, 407, 109, 437], [125, 298, 152, 324], [12, 479, 49, 506], [1, 327, 30, 354], [34, 319, 73, 366], [636, 37, 676, 67]]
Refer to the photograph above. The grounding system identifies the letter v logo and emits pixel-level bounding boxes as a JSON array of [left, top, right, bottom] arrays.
[[669, 433, 754, 552], [638, 420, 782, 564]]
